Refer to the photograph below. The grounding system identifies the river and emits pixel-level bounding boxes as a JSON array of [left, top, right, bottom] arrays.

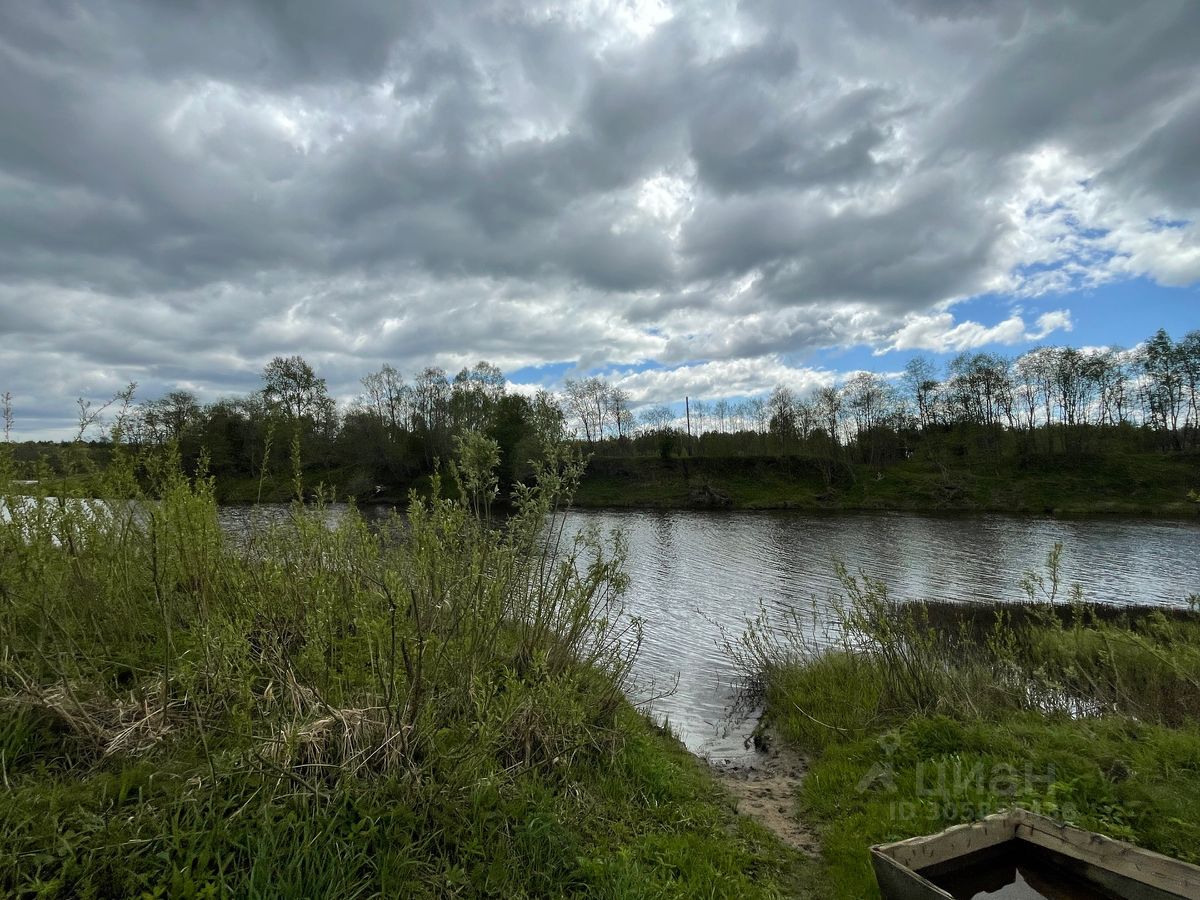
[[557, 509, 1200, 763], [215, 505, 1200, 763]]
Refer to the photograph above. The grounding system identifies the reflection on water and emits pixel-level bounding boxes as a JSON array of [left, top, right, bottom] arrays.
[[927, 845, 1118, 899], [216, 502, 355, 537], [210, 505, 1200, 762], [557, 509, 1200, 763]]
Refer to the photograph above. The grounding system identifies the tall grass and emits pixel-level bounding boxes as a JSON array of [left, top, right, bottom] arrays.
[[1, 426, 639, 780], [0, 421, 823, 898], [0, 427, 828, 898], [734, 546, 1200, 898], [733, 546, 1200, 750]]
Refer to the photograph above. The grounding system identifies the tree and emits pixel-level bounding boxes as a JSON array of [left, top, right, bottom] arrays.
[[450, 361, 506, 435], [360, 364, 409, 439], [1014, 350, 1045, 433], [690, 399, 708, 438], [525, 390, 567, 448], [1052, 348, 1089, 429], [746, 398, 769, 437], [1087, 349, 1132, 428], [945, 353, 1011, 429], [261, 355, 328, 422], [843, 372, 898, 464], [814, 385, 843, 446], [903, 356, 940, 430], [158, 391, 200, 442], [413, 367, 452, 461], [794, 396, 816, 442], [713, 398, 731, 434], [1179, 330, 1200, 444], [639, 405, 675, 432], [563, 379, 595, 444], [1140, 329, 1186, 449], [607, 387, 633, 442], [843, 372, 888, 435], [562, 377, 609, 445], [767, 386, 797, 452]]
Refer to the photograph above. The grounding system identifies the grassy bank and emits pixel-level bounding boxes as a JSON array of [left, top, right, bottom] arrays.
[[736, 554, 1200, 898], [0, 705, 817, 898], [0, 442, 820, 898], [574, 451, 1200, 516], [14, 441, 1199, 516]]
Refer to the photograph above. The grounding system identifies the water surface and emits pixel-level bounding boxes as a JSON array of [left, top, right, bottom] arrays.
[[209, 505, 1199, 762], [555, 509, 1200, 763]]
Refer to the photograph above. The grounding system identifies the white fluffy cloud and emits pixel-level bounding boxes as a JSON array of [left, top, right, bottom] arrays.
[[604, 357, 838, 406], [882, 308, 1074, 354]]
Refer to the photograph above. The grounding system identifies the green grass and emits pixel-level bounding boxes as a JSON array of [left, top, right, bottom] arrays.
[[0, 705, 820, 899], [740, 556, 1200, 898], [0, 440, 821, 898], [574, 450, 1200, 516], [781, 701, 1200, 898]]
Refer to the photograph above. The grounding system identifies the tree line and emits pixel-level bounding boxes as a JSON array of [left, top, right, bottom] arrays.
[[25, 326, 1196, 496], [577, 328, 1200, 465]]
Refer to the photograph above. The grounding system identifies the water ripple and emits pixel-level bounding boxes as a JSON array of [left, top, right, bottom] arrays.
[[561, 509, 1200, 763]]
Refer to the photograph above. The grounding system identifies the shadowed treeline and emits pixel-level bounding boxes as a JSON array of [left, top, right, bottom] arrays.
[[4, 327, 1198, 506]]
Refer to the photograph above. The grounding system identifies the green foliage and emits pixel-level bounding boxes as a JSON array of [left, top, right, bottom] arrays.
[[573, 449, 1200, 515], [11, 328, 1200, 514], [792, 712, 1200, 899], [741, 547, 1200, 898], [0, 437, 815, 897], [452, 432, 501, 522]]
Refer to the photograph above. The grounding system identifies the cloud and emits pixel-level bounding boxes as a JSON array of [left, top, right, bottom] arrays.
[[1031, 310, 1074, 339], [0, 0, 1197, 436], [604, 357, 839, 406], [881, 308, 1073, 354]]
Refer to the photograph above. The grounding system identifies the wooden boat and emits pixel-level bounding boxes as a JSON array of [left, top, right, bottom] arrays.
[[871, 808, 1200, 899]]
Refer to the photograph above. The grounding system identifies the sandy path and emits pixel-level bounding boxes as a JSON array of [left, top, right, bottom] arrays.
[[709, 733, 819, 854]]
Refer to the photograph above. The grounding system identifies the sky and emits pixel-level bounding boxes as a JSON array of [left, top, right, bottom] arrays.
[[1, 0, 1198, 439]]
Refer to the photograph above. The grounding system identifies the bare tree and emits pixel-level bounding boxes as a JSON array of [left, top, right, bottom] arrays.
[[690, 399, 708, 438], [639, 405, 675, 432], [712, 398, 730, 434], [814, 385, 843, 446], [607, 387, 633, 441], [767, 386, 797, 451], [563, 378, 600, 445], [902, 356, 939, 429], [747, 398, 768, 435], [2, 391, 12, 443]]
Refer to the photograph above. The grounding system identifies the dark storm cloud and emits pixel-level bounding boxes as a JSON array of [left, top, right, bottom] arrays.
[[933, 1, 1200, 163], [5, 0, 426, 88], [0, 0, 1197, 435], [680, 167, 1003, 308], [1104, 96, 1200, 210]]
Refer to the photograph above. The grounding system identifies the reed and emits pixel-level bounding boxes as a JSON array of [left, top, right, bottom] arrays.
[[735, 545, 1200, 898]]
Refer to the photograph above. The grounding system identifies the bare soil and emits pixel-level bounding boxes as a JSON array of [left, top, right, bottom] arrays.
[[709, 732, 819, 855]]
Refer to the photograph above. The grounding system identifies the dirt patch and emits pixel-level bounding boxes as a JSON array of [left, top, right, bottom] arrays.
[[710, 732, 819, 855]]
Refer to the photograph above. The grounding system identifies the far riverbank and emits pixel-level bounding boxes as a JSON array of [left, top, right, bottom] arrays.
[[569, 451, 1200, 518], [15, 447, 1200, 517]]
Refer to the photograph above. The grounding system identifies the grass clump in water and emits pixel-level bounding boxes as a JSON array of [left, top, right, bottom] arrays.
[[0, 431, 817, 898], [733, 548, 1200, 899]]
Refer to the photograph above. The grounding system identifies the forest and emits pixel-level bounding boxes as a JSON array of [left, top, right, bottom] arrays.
[[7, 327, 1199, 506]]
